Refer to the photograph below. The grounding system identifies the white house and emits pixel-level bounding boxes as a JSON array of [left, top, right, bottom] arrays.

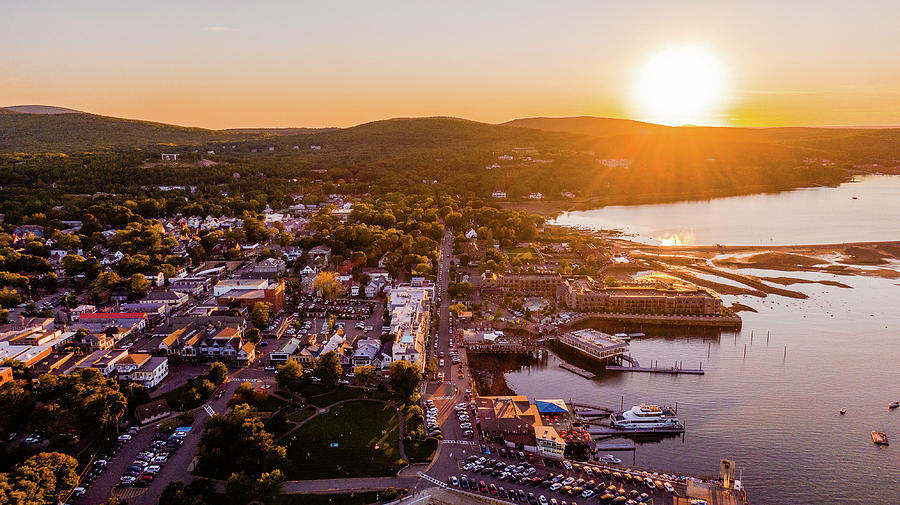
[[161, 154, 179, 161], [130, 357, 169, 388], [491, 190, 507, 199]]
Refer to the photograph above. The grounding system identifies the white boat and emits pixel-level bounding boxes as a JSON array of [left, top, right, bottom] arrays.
[[889, 401, 899, 409], [598, 454, 622, 464], [611, 403, 683, 431]]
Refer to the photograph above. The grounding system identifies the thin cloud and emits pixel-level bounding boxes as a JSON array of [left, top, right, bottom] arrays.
[[202, 26, 230, 33]]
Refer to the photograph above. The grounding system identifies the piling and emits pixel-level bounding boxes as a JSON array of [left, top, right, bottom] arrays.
[[743, 344, 747, 358], [708, 342, 711, 358]]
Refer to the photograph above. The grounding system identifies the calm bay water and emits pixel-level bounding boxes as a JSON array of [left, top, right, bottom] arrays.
[[551, 174, 900, 245], [502, 178, 900, 504]]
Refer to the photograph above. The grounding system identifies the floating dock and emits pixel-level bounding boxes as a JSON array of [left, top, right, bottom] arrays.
[[592, 439, 635, 451], [587, 425, 685, 436], [559, 362, 596, 379], [606, 365, 704, 375]]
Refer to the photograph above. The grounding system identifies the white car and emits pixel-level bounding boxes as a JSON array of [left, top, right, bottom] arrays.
[[117, 434, 132, 442], [664, 482, 675, 493], [145, 465, 161, 473]]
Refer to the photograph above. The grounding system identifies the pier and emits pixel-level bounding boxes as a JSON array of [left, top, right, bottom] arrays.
[[606, 360, 705, 375], [587, 425, 685, 436], [593, 439, 636, 451], [559, 362, 596, 379]]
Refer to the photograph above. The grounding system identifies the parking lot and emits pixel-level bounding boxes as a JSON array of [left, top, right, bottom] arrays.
[[435, 447, 689, 505]]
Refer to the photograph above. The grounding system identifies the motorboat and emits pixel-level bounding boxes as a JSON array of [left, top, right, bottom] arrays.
[[889, 401, 899, 409], [839, 408, 846, 414], [611, 404, 683, 431]]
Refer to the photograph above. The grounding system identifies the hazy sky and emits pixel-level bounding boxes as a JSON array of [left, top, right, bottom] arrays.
[[3, 1, 900, 129]]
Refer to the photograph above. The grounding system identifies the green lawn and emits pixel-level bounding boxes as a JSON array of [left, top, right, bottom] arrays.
[[307, 387, 393, 407], [284, 400, 404, 479], [504, 247, 539, 262], [287, 406, 317, 423], [404, 438, 438, 464]]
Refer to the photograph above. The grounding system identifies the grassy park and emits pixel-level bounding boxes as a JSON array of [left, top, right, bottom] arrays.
[[284, 400, 404, 479]]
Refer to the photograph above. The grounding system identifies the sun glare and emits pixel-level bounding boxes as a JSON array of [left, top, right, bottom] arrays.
[[633, 45, 727, 126]]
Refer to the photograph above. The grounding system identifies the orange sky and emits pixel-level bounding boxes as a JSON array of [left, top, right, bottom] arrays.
[[3, 1, 900, 129]]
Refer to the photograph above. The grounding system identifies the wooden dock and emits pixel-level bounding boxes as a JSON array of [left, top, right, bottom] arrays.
[[588, 425, 685, 436], [593, 439, 635, 451], [559, 362, 596, 379], [605, 365, 704, 375]]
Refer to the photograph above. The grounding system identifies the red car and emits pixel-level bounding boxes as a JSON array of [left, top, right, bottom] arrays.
[[489, 483, 498, 495], [479, 480, 487, 493]]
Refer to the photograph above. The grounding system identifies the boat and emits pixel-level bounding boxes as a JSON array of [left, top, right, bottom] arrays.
[[871, 431, 889, 446], [611, 404, 683, 431], [598, 454, 623, 464], [889, 401, 899, 409], [839, 408, 846, 414]]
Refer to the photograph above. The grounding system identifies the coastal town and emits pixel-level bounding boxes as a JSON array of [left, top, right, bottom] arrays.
[[0, 180, 751, 505]]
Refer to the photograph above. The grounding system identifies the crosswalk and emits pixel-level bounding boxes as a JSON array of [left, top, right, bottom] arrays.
[[417, 472, 448, 488], [441, 439, 478, 446], [430, 395, 454, 401], [202, 404, 215, 417]]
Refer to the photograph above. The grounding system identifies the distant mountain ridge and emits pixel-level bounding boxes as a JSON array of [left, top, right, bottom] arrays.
[[1, 106, 900, 163], [1, 105, 83, 114]]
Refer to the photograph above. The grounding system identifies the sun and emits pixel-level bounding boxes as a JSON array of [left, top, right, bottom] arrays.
[[632, 45, 727, 126]]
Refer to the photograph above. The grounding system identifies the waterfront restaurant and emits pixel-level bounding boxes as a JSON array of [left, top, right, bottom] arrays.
[[556, 329, 629, 363]]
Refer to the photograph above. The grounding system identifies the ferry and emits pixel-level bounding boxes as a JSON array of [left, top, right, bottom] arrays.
[[611, 403, 684, 431]]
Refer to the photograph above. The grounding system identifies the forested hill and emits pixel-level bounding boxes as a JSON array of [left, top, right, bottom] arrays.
[[504, 116, 900, 161], [4, 110, 900, 207], [0, 110, 249, 152]]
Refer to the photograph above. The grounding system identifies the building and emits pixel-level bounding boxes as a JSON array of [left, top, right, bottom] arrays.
[[214, 279, 286, 313], [475, 396, 571, 460], [129, 356, 169, 388], [386, 281, 434, 371], [351, 338, 380, 367], [0, 341, 52, 367], [134, 399, 171, 424], [557, 275, 724, 316], [269, 337, 304, 366], [556, 329, 629, 363], [138, 290, 190, 309], [0, 367, 12, 386], [115, 353, 151, 374], [158, 324, 202, 355], [253, 258, 286, 276], [161, 153, 179, 161], [169, 276, 212, 295], [480, 272, 562, 298], [492, 190, 507, 199], [77, 312, 148, 333]]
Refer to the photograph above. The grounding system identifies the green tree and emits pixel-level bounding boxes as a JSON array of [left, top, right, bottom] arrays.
[[353, 365, 377, 387], [93, 271, 121, 290], [128, 273, 151, 299], [250, 302, 272, 328], [275, 360, 303, 391], [177, 410, 195, 426], [603, 275, 621, 287], [426, 356, 439, 380], [224, 472, 254, 505], [313, 350, 342, 387], [313, 271, 342, 300], [3, 451, 79, 505], [208, 361, 229, 386], [254, 469, 285, 505], [448, 302, 467, 317], [245, 327, 262, 343], [388, 360, 423, 399]]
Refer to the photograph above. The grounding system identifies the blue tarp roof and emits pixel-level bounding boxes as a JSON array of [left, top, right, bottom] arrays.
[[535, 399, 569, 413]]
